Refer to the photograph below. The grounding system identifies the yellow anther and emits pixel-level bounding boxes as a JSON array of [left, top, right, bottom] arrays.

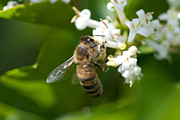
[[136, 20, 141, 28], [132, 22, 135, 29], [145, 18, 148, 24]]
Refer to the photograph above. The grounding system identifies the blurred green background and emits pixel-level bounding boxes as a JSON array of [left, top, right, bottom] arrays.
[[0, 0, 180, 120]]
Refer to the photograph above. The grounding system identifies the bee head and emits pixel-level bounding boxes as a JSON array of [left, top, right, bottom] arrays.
[[80, 36, 96, 45]]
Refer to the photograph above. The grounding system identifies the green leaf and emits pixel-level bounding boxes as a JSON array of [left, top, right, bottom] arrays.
[[142, 85, 180, 120], [1, 66, 57, 108], [0, 80, 47, 117], [0, 1, 75, 29], [0, 18, 46, 75], [0, 102, 45, 120], [57, 97, 135, 120]]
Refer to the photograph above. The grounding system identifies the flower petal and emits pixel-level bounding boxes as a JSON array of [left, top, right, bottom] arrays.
[[128, 31, 136, 42], [107, 2, 115, 11], [136, 27, 149, 37]]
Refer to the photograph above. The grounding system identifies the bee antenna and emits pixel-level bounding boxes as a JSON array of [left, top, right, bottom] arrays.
[[93, 35, 106, 37]]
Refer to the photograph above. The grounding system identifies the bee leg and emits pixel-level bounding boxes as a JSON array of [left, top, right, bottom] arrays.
[[94, 63, 108, 72], [103, 58, 109, 72], [91, 43, 98, 48], [98, 49, 103, 56], [104, 58, 109, 63], [95, 43, 109, 72], [94, 63, 104, 71], [95, 57, 109, 72], [98, 43, 105, 56]]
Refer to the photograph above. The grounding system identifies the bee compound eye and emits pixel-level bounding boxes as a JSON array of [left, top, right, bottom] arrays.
[[86, 38, 90, 43], [86, 38, 94, 43]]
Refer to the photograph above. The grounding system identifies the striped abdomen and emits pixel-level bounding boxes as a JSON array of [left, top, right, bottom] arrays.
[[77, 64, 103, 97]]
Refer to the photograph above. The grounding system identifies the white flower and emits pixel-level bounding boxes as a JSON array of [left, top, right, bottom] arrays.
[[124, 9, 157, 42], [125, 19, 149, 42], [145, 39, 170, 60], [107, 0, 127, 23], [158, 8, 180, 27], [172, 34, 180, 46], [106, 55, 126, 67], [128, 46, 138, 56], [73, 9, 104, 30], [152, 20, 162, 30], [163, 24, 180, 41], [92, 20, 127, 49], [74, 9, 91, 30], [157, 9, 180, 47], [61, 0, 71, 4], [107, 46, 143, 87], [107, 46, 138, 67], [137, 9, 155, 35], [118, 65, 143, 86], [92, 21, 116, 40], [150, 20, 163, 41], [167, 0, 180, 8], [136, 9, 153, 25], [107, 2, 115, 11], [3, 1, 19, 10]]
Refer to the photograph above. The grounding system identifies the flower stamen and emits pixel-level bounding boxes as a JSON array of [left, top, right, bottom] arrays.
[[114, 33, 123, 37], [114, 0, 118, 4], [157, 24, 167, 32], [145, 18, 148, 24], [71, 15, 77, 23], [145, 12, 154, 17], [100, 18, 108, 29], [72, 6, 81, 17], [136, 20, 141, 28], [130, 81, 134, 87], [132, 22, 135, 29]]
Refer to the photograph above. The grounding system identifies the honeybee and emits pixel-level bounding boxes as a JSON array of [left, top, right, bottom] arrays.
[[46, 36, 108, 97]]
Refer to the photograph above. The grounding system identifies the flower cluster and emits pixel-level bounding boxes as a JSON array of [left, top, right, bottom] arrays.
[[71, 0, 180, 86], [146, 8, 180, 61], [107, 46, 143, 87]]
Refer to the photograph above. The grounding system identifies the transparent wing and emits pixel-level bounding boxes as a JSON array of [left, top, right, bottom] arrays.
[[71, 72, 80, 84], [46, 55, 75, 83]]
